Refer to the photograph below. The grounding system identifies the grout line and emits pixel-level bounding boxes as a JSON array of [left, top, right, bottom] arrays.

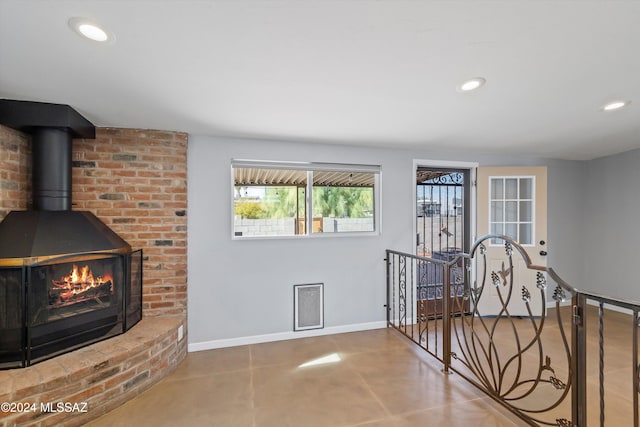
[[348, 362, 394, 420], [249, 344, 257, 427]]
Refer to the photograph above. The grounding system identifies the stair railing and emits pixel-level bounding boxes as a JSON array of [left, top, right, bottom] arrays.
[[386, 234, 640, 427]]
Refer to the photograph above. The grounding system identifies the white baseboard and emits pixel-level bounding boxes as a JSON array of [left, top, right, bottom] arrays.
[[188, 320, 387, 353]]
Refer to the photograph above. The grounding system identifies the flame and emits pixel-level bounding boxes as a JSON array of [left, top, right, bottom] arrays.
[[59, 264, 113, 289], [50, 264, 113, 306]]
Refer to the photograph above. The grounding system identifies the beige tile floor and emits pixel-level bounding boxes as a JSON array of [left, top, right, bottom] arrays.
[[86, 328, 522, 427], [87, 307, 637, 426]]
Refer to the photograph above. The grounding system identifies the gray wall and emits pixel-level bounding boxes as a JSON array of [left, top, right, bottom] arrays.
[[187, 135, 584, 347], [545, 158, 586, 291], [583, 148, 640, 300]]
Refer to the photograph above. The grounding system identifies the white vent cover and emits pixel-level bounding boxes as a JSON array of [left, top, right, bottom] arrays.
[[294, 283, 324, 331]]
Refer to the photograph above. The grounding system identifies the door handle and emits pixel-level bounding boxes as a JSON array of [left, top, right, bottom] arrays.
[[539, 250, 548, 256]]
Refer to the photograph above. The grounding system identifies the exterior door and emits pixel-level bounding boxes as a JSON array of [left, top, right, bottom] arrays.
[[416, 168, 471, 317], [476, 166, 548, 317]]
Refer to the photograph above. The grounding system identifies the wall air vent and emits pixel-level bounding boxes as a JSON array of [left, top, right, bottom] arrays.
[[294, 283, 324, 331]]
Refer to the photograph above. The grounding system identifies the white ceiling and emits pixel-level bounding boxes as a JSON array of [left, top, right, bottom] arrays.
[[1, 0, 639, 161]]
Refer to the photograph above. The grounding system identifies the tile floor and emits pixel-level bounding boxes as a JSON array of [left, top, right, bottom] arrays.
[[86, 328, 521, 426], [87, 307, 637, 426]]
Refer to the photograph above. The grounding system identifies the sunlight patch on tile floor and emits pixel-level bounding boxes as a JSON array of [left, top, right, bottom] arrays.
[[298, 352, 342, 368]]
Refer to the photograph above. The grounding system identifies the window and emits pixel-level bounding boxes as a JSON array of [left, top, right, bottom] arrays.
[[489, 177, 534, 245], [232, 160, 380, 238]]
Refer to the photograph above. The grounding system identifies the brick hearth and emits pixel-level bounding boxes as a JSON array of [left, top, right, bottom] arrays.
[[0, 124, 188, 426], [0, 317, 186, 427]]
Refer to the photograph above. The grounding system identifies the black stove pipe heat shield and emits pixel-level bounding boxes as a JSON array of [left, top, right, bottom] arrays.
[[0, 99, 95, 212], [32, 127, 73, 211], [0, 99, 131, 260]]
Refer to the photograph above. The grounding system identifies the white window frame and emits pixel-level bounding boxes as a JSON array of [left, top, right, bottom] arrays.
[[488, 175, 536, 247], [231, 159, 381, 240]]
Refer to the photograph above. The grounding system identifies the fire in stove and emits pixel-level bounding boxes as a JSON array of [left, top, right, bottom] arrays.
[[48, 264, 114, 307]]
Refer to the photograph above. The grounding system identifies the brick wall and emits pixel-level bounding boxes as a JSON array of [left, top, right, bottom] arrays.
[[0, 125, 30, 219], [0, 125, 188, 317]]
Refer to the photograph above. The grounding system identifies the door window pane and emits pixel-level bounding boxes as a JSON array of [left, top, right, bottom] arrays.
[[491, 223, 503, 244], [491, 223, 503, 234], [491, 201, 503, 221], [505, 179, 518, 199], [519, 201, 532, 221], [505, 201, 518, 221], [505, 223, 517, 240], [491, 178, 503, 199], [519, 224, 532, 245], [520, 178, 533, 199]]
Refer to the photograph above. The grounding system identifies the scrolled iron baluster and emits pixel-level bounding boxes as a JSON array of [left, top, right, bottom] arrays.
[[453, 247, 494, 390], [398, 256, 407, 329], [418, 298, 428, 349], [537, 272, 547, 290], [549, 376, 567, 390], [504, 241, 513, 256], [448, 235, 574, 426], [451, 265, 463, 285], [553, 286, 567, 303], [501, 271, 549, 401], [458, 240, 525, 400], [491, 271, 501, 287]]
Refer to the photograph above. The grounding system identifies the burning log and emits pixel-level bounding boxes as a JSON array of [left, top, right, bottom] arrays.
[[48, 264, 114, 306]]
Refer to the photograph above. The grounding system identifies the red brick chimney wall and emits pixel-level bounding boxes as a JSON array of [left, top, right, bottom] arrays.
[[0, 124, 30, 218], [0, 125, 188, 317]]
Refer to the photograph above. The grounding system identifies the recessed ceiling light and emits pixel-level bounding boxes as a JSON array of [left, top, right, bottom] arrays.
[[457, 78, 486, 92], [602, 100, 630, 111], [68, 17, 114, 43]]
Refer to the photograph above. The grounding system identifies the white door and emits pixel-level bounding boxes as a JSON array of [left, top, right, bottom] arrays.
[[476, 166, 548, 317]]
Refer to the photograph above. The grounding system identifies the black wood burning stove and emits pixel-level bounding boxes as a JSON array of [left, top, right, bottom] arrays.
[[0, 250, 142, 369], [0, 100, 142, 369]]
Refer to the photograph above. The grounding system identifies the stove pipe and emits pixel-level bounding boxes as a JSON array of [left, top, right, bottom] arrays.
[[0, 99, 96, 211], [32, 127, 73, 210]]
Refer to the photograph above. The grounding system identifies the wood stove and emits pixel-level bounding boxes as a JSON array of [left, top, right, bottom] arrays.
[[0, 100, 142, 369], [0, 250, 142, 369]]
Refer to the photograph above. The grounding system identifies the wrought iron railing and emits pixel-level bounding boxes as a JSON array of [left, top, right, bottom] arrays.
[[386, 234, 640, 427]]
